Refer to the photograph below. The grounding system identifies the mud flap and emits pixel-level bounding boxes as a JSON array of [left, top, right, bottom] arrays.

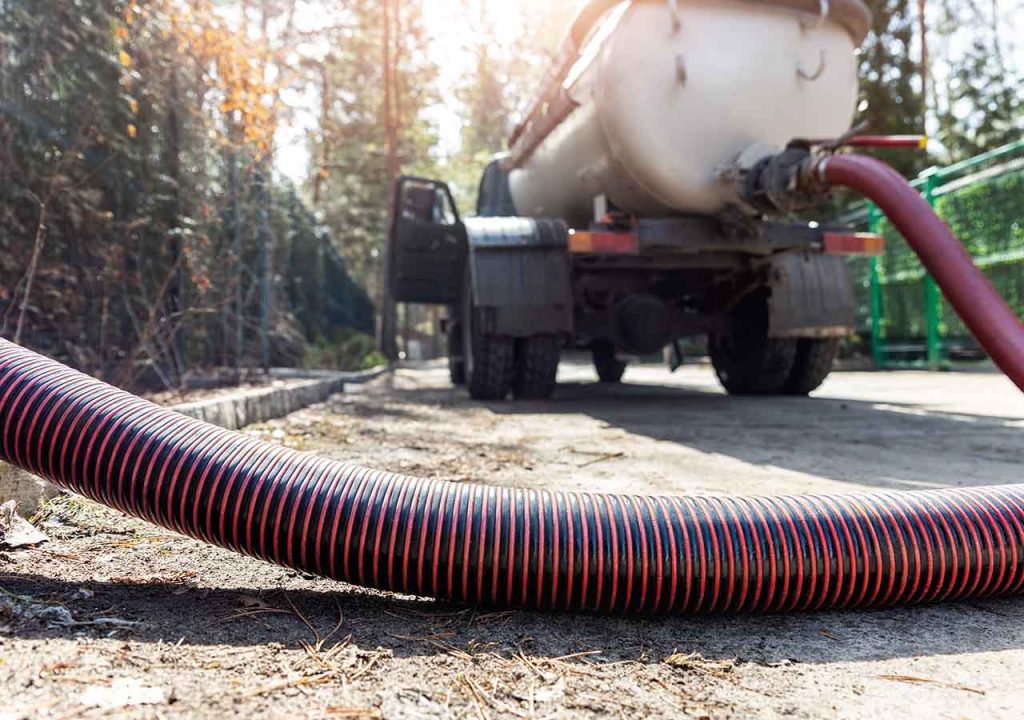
[[466, 217, 573, 337], [768, 253, 855, 338]]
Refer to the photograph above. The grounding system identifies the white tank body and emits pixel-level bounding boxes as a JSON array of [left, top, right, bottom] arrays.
[[508, 0, 861, 226]]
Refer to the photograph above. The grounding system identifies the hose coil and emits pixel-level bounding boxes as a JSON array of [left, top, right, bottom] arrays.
[[2, 338, 1023, 615]]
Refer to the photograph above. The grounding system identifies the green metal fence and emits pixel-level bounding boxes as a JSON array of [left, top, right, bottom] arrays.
[[842, 139, 1024, 368]]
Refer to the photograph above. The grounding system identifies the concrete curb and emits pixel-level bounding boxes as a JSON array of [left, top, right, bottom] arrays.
[[172, 366, 387, 430], [0, 365, 389, 515]]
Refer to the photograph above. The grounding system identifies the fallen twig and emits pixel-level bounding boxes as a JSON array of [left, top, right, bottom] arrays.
[[876, 673, 985, 695]]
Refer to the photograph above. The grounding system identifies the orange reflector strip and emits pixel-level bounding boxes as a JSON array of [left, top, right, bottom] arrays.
[[568, 230, 640, 255], [823, 232, 885, 256]]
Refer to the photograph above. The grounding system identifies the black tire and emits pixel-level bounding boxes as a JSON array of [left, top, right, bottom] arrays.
[[513, 335, 561, 400], [462, 275, 515, 401], [592, 341, 627, 384], [710, 291, 797, 395], [783, 337, 840, 395], [448, 318, 466, 386]]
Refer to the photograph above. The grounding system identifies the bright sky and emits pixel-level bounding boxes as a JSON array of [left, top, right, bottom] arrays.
[[270, 0, 558, 182], [273, 0, 582, 183], [270, 0, 1023, 184]]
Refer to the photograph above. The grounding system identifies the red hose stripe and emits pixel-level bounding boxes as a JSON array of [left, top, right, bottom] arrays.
[[988, 488, 1024, 595], [473, 485, 489, 602], [619, 495, 636, 613], [490, 486, 505, 603], [550, 491, 562, 609], [591, 493, 606, 611], [917, 492, 961, 604], [643, 496, 665, 614], [563, 492, 576, 610], [775, 495, 816, 612], [535, 490, 547, 608], [371, 473, 400, 590], [737, 497, 770, 610], [578, 493, 591, 610], [677, 497, 704, 614], [288, 457, 334, 569], [655, 497, 679, 613], [719, 497, 751, 612], [774, 501, 806, 614], [842, 495, 885, 607], [897, 493, 935, 605], [823, 497, 872, 610], [972, 490, 1016, 596], [520, 488, 532, 607], [955, 496, 989, 601], [252, 445, 305, 561], [414, 478, 438, 593], [963, 495, 1001, 598]]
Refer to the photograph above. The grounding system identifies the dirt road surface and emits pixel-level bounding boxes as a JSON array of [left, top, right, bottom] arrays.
[[2, 360, 1023, 719]]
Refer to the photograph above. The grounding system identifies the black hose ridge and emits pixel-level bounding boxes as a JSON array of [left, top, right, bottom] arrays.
[[2, 338, 1024, 615]]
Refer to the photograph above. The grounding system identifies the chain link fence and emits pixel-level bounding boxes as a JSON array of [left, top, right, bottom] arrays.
[[841, 139, 1024, 368]]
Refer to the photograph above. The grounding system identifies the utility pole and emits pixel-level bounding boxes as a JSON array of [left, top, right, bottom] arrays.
[[314, 62, 330, 206], [231, 117, 245, 378], [256, 166, 271, 372], [379, 0, 399, 362], [166, 68, 186, 384], [257, 0, 273, 373], [917, 0, 928, 128]]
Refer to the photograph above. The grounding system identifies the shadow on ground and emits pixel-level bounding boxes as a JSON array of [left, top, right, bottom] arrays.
[[4, 571, 1024, 668], [375, 376, 1022, 491]]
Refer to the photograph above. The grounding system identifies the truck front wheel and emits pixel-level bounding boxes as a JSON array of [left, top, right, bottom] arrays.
[[462, 280, 515, 401], [592, 341, 627, 384], [447, 317, 466, 386], [513, 335, 561, 400], [783, 338, 840, 395], [710, 291, 797, 395]]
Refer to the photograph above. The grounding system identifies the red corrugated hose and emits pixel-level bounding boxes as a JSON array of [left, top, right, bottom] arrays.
[[2, 338, 1024, 615], [817, 154, 1024, 392]]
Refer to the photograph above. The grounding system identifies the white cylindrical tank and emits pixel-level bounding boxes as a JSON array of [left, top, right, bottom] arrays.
[[508, 0, 863, 226]]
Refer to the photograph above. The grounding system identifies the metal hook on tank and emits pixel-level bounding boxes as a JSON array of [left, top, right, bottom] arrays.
[[797, 50, 827, 81], [667, 0, 682, 32], [799, 0, 830, 32]]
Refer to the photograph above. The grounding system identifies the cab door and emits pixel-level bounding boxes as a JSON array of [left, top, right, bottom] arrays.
[[388, 176, 467, 305]]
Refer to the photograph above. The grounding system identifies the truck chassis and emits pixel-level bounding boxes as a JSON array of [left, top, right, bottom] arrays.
[[388, 168, 864, 401]]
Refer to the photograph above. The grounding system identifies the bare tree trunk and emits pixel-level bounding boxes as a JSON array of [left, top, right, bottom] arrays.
[[230, 118, 246, 376], [13, 199, 48, 346], [165, 68, 186, 384], [917, 0, 929, 127], [314, 63, 330, 206], [257, 167, 271, 371], [379, 0, 399, 362], [256, 0, 274, 372]]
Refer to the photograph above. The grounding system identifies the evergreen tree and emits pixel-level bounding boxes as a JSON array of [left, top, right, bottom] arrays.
[[934, 0, 1021, 160], [856, 0, 928, 176]]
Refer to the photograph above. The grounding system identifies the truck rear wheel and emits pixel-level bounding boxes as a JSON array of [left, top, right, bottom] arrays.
[[710, 291, 797, 395], [592, 341, 627, 384], [462, 278, 515, 401], [783, 338, 840, 395], [513, 335, 560, 400], [447, 317, 466, 386]]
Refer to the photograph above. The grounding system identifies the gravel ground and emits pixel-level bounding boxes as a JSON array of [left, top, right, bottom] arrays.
[[1, 359, 1023, 719]]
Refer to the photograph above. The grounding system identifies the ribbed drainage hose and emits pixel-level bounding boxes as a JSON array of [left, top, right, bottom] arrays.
[[3, 338, 1024, 614], [818, 154, 1024, 392]]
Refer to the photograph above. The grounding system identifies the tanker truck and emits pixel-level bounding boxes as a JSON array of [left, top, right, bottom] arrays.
[[388, 0, 885, 400]]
